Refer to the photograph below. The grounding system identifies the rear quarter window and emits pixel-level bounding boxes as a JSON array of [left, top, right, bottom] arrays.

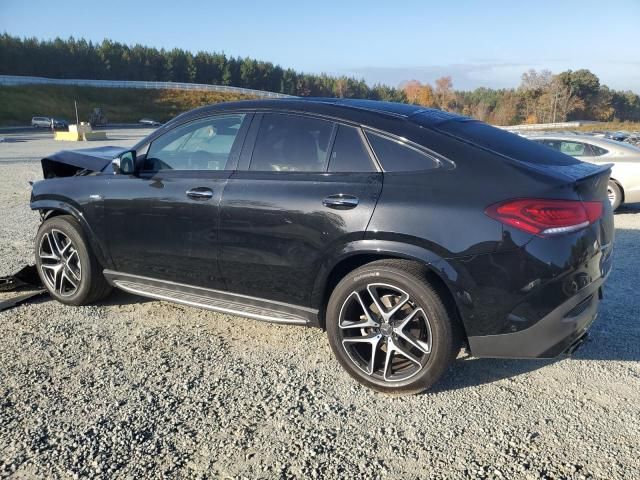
[[365, 131, 439, 172], [328, 126, 376, 172], [590, 145, 609, 156]]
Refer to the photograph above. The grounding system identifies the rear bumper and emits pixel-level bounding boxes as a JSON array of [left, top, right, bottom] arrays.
[[467, 277, 603, 359]]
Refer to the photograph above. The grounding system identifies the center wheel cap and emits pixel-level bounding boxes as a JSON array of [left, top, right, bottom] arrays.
[[380, 323, 393, 337]]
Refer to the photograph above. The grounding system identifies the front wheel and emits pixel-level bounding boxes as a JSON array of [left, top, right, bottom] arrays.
[[35, 215, 112, 305], [326, 260, 461, 394]]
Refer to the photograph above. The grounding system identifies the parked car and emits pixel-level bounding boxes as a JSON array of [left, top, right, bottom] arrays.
[[51, 118, 69, 130], [139, 118, 161, 127], [527, 133, 640, 210], [606, 131, 629, 142], [31, 116, 52, 128], [30, 99, 614, 394]]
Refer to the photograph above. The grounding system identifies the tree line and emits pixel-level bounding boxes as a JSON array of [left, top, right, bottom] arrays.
[[0, 34, 405, 102], [401, 69, 640, 124], [1, 33, 639, 125]]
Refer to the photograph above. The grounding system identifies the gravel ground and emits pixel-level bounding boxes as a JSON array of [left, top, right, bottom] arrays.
[[0, 130, 639, 479]]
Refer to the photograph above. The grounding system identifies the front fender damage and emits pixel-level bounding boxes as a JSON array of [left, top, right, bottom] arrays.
[[41, 146, 126, 178]]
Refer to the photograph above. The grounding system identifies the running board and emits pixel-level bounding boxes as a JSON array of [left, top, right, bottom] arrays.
[[103, 270, 314, 326]]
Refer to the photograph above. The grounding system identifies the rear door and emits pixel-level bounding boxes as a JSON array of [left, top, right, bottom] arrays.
[[218, 113, 383, 306], [104, 113, 250, 289]]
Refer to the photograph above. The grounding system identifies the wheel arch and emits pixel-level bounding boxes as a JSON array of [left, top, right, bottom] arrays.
[[31, 200, 111, 269], [312, 241, 468, 343]]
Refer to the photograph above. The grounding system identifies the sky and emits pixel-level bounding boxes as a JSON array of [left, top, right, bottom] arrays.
[[1, 0, 639, 92]]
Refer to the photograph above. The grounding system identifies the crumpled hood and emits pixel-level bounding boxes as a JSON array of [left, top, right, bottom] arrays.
[[41, 146, 128, 179], [45, 146, 127, 173]]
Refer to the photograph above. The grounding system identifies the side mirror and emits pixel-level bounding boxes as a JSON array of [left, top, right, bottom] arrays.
[[113, 150, 136, 175]]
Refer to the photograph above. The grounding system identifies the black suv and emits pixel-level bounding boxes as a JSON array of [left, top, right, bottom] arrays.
[[31, 99, 614, 393]]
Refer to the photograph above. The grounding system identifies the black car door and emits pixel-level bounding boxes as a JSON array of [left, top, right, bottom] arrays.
[[218, 113, 383, 307], [103, 113, 251, 289]]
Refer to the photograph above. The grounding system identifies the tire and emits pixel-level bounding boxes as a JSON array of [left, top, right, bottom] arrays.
[[607, 181, 622, 211], [326, 259, 461, 394], [35, 215, 112, 305]]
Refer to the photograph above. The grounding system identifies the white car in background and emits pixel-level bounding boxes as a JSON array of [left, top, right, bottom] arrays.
[[138, 118, 162, 127], [527, 134, 640, 210], [31, 116, 52, 128]]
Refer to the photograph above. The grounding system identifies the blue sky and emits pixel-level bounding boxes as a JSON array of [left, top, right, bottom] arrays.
[[1, 0, 639, 91]]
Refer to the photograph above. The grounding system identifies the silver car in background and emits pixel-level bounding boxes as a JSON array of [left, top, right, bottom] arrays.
[[31, 116, 52, 128], [527, 134, 640, 210]]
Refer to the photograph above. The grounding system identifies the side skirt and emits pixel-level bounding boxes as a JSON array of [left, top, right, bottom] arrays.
[[103, 270, 317, 326]]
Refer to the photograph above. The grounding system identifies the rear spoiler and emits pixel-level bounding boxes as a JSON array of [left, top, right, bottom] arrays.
[[517, 161, 613, 184]]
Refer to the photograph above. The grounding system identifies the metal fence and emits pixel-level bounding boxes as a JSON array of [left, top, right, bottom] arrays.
[[499, 121, 598, 131], [0, 75, 294, 98]]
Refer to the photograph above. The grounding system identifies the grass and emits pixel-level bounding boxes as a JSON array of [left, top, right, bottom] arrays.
[[0, 85, 257, 126], [562, 121, 640, 133]]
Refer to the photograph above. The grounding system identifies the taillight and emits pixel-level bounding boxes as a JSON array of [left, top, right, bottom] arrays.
[[485, 199, 603, 236]]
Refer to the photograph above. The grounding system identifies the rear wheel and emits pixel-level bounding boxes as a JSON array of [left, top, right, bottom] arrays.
[[35, 215, 112, 305], [607, 181, 622, 211], [326, 260, 461, 394]]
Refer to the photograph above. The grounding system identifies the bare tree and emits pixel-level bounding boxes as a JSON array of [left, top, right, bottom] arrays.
[[434, 76, 454, 110]]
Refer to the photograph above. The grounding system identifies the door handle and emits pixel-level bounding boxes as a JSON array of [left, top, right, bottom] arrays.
[[322, 194, 359, 210], [186, 187, 214, 200]]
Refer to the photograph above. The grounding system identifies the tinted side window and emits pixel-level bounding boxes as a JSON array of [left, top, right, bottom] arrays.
[[144, 114, 246, 171], [250, 114, 333, 172], [591, 145, 609, 156], [328, 126, 375, 172], [538, 139, 561, 150], [560, 141, 592, 157], [366, 132, 439, 172]]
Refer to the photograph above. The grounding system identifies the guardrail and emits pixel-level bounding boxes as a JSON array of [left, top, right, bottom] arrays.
[[498, 121, 598, 131], [0, 75, 294, 99]]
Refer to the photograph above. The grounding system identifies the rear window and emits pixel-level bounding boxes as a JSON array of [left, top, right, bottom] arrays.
[[366, 132, 439, 172], [433, 120, 581, 166]]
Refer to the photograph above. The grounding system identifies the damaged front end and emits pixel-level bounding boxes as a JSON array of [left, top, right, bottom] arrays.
[[41, 146, 127, 178]]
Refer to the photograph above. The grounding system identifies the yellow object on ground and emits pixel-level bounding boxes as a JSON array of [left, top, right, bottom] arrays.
[[54, 123, 107, 141]]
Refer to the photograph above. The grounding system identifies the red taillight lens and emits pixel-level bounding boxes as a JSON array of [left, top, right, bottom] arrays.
[[485, 199, 603, 236]]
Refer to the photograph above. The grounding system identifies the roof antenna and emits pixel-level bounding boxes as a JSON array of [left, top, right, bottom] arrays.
[[74, 100, 79, 125]]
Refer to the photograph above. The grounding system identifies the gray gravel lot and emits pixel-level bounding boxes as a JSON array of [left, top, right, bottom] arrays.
[[0, 130, 639, 479]]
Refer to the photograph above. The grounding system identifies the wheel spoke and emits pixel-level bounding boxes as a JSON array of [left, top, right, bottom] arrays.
[[394, 308, 431, 354], [383, 337, 422, 381], [61, 270, 77, 290], [366, 284, 410, 322], [343, 333, 383, 376], [39, 233, 59, 260], [66, 265, 81, 282], [383, 339, 395, 381], [385, 292, 410, 320], [388, 336, 421, 365], [59, 239, 72, 257], [366, 285, 388, 319], [367, 335, 383, 375], [392, 339, 422, 366], [50, 231, 65, 257], [339, 292, 379, 329]]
